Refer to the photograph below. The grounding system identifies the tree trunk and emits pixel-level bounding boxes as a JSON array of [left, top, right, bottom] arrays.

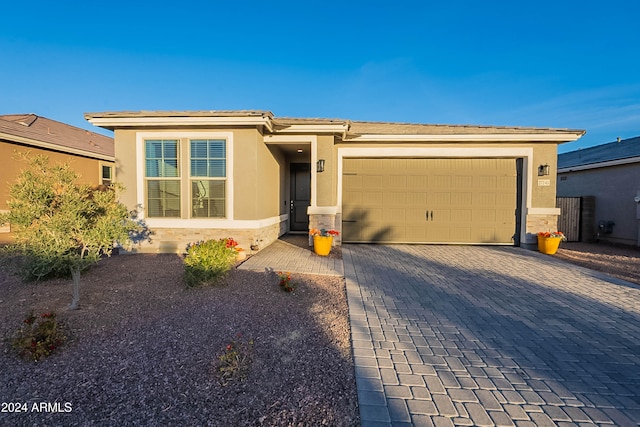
[[69, 266, 81, 310]]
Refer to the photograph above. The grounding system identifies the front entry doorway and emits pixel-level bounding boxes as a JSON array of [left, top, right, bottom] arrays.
[[290, 163, 311, 232]]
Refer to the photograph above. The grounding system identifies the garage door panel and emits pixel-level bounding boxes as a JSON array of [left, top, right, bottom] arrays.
[[407, 176, 427, 188], [407, 208, 426, 221], [343, 175, 362, 188], [407, 193, 427, 205], [363, 175, 383, 188], [452, 175, 473, 188], [384, 175, 407, 189], [384, 207, 405, 221], [450, 227, 471, 241], [361, 192, 383, 205], [428, 192, 451, 205], [429, 175, 451, 189], [451, 209, 472, 222], [342, 158, 517, 244], [451, 193, 472, 205], [384, 192, 407, 205], [473, 193, 497, 206]]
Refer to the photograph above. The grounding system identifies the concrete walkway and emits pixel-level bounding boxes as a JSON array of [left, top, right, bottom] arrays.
[[343, 244, 640, 427], [237, 237, 344, 276]]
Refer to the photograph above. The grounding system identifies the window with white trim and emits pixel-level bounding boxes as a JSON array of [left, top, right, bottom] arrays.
[[145, 139, 181, 218], [143, 137, 228, 218], [101, 164, 113, 186], [190, 139, 226, 218]]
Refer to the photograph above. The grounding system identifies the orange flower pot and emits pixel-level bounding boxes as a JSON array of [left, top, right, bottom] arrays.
[[313, 235, 333, 256], [538, 236, 562, 255]]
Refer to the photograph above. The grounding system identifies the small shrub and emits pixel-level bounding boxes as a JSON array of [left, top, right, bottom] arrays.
[[215, 333, 254, 386], [183, 239, 238, 287], [277, 271, 295, 292], [12, 311, 66, 362]]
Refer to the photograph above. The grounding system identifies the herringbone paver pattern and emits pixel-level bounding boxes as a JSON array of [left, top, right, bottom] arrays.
[[344, 244, 640, 427]]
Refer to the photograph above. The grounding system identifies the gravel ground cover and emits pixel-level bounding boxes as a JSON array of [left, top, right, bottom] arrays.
[[555, 241, 640, 285], [0, 253, 359, 426]]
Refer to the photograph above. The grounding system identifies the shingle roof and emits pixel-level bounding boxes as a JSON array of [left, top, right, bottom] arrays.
[[0, 114, 114, 159], [558, 136, 640, 169]]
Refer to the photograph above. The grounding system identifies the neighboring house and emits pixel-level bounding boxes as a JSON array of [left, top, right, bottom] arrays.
[[558, 136, 640, 246], [0, 114, 115, 242], [85, 110, 584, 253]]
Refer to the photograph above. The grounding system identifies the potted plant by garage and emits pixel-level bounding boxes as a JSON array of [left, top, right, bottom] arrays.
[[309, 228, 340, 256], [537, 231, 567, 255]]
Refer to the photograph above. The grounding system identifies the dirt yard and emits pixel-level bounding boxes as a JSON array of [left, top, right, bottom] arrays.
[[0, 254, 359, 426], [555, 241, 640, 285]]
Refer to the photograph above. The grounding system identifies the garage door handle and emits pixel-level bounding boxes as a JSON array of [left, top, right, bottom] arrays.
[[430, 211, 434, 221], [343, 220, 357, 223], [425, 210, 429, 221]]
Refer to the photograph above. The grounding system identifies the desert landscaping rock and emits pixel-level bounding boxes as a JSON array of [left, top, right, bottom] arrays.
[[0, 254, 359, 426]]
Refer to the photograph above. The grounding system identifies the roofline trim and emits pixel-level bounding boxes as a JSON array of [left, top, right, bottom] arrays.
[[0, 132, 114, 162], [558, 155, 640, 173], [345, 132, 585, 143], [86, 116, 274, 132], [274, 123, 350, 135]]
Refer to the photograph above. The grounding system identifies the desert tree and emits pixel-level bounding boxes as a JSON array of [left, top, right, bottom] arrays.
[[0, 154, 139, 309]]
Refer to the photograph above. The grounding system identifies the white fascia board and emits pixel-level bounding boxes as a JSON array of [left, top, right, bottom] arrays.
[[347, 133, 584, 142], [558, 156, 640, 173], [274, 124, 349, 134], [88, 116, 273, 131], [0, 132, 114, 161]]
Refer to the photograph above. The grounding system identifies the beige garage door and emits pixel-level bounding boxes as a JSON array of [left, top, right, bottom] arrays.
[[342, 158, 518, 244]]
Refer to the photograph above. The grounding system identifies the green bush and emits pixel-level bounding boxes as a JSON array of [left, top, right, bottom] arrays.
[[12, 311, 66, 362], [183, 239, 237, 287]]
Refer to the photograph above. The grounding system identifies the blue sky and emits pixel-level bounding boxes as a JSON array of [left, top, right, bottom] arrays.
[[1, 1, 638, 153]]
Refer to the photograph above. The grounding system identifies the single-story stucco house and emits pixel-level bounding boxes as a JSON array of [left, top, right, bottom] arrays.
[[558, 136, 640, 246], [84, 110, 584, 253], [0, 114, 114, 243]]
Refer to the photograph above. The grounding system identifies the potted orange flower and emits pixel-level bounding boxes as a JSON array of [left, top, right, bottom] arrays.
[[309, 228, 340, 256], [537, 231, 566, 255]]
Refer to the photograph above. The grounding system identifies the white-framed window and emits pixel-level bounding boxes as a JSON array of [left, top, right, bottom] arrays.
[[145, 139, 181, 218], [190, 139, 226, 218], [100, 163, 113, 186], [141, 136, 229, 219]]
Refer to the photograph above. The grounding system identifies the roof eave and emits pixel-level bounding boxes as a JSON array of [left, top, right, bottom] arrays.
[[85, 115, 275, 132], [558, 156, 640, 173], [0, 131, 114, 161], [344, 132, 585, 143], [273, 123, 350, 135]]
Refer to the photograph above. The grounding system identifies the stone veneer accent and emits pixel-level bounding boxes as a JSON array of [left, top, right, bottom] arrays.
[[524, 213, 559, 249], [124, 219, 287, 254], [308, 213, 341, 246]]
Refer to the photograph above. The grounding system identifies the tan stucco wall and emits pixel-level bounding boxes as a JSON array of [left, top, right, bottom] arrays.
[[530, 143, 560, 208], [237, 129, 280, 220], [0, 141, 110, 211], [0, 141, 114, 243], [113, 129, 138, 211], [317, 135, 336, 206], [113, 127, 282, 221]]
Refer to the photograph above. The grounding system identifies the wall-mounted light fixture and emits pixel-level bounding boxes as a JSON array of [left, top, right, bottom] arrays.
[[316, 159, 325, 173], [538, 164, 550, 176]]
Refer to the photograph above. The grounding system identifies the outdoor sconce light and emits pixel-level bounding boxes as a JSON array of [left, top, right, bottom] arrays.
[[316, 159, 325, 173], [538, 164, 550, 176]]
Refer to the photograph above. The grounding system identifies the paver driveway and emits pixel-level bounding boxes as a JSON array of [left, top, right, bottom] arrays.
[[343, 244, 640, 427]]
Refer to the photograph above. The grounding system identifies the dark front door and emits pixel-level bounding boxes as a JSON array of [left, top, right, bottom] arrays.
[[290, 163, 311, 231]]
